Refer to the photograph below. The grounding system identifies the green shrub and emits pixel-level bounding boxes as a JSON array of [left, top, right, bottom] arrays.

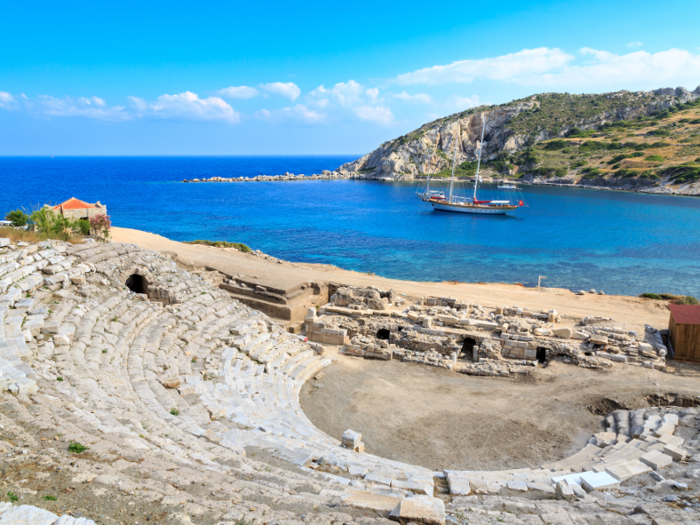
[[571, 160, 587, 168], [645, 155, 664, 162], [648, 142, 671, 148], [640, 293, 662, 300], [544, 139, 568, 150], [68, 442, 88, 454], [170, 408, 180, 416], [629, 152, 645, 158], [675, 295, 700, 305], [184, 240, 252, 253], [43, 495, 57, 501], [75, 219, 91, 236], [554, 168, 568, 177], [4, 209, 29, 227]]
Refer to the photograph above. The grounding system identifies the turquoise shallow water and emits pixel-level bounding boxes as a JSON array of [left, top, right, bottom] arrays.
[[1, 156, 699, 297]]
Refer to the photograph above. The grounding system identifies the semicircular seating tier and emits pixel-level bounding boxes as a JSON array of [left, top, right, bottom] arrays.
[[0, 237, 698, 525]]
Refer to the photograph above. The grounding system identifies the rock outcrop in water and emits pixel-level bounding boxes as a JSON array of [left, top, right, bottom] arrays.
[[335, 87, 700, 186]]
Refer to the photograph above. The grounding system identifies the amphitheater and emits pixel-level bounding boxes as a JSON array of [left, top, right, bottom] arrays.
[[0, 238, 699, 525]]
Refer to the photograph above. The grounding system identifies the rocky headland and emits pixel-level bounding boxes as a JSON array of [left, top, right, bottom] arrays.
[[185, 86, 700, 197]]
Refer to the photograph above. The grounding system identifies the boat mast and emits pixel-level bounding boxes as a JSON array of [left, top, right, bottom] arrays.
[[448, 129, 459, 203], [425, 146, 433, 196], [473, 115, 487, 201]]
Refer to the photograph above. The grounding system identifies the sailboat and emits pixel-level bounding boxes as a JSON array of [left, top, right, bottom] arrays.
[[423, 116, 523, 215]]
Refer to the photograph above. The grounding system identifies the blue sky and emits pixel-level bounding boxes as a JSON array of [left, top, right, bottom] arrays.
[[1, 0, 699, 156]]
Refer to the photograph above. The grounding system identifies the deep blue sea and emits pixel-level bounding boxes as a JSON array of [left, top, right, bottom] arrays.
[[1, 156, 700, 298]]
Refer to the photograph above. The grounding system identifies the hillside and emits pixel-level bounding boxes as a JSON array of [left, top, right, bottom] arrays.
[[335, 86, 700, 195]]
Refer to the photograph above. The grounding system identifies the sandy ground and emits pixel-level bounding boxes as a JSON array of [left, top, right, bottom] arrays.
[[111, 227, 670, 331], [300, 350, 700, 472]]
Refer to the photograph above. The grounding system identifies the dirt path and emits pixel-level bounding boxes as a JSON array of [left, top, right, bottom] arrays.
[[111, 226, 670, 331], [300, 350, 700, 472]]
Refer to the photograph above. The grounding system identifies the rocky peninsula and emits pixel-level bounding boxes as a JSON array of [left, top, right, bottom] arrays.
[[184, 86, 700, 197]]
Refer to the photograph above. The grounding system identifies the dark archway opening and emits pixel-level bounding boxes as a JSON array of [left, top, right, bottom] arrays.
[[376, 329, 390, 340], [126, 274, 147, 295], [461, 337, 477, 360], [536, 347, 547, 364]]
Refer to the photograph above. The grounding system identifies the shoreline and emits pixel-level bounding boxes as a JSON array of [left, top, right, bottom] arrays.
[[110, 226, 671, 331], [181, 172, 698, 197]]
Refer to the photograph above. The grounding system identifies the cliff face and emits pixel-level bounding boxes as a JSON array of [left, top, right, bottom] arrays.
[[336, 87, 700, 181]]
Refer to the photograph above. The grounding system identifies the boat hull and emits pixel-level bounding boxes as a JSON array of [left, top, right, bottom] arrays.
[[430, 200, 518, 215]]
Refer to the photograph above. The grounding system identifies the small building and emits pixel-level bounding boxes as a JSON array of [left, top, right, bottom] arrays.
[[53, 197, 107, 220], [668, 304, 700, 362]]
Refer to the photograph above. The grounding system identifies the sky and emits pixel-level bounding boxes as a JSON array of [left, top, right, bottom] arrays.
[[1, 0, 699, 156]]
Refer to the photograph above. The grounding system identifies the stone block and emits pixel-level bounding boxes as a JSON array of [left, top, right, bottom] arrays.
[[0, 238, 9, 247], [342, 429, 362, 448], [590, 334, 609, 345], [506, 480, 528, 492], [389, 495, 445, 525], [637, 342, 653, 353], [573, 331, 589, 340], [556, 480, 575, 501], [553, 327, 572, 339], [534, 328, 551, 336], [580, 472, 620, 492], [605, 460, 652, 482], [663, 444, 688, 461], [640, 450, 673, 470], [341, 488, 404, 514]]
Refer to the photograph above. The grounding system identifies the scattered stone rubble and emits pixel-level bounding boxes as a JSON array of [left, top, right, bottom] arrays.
[[307, 286, 670, 379], [1, 241, 699, 524]]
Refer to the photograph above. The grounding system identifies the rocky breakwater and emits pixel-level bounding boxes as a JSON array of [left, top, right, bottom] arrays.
[[183, 170, 355, 183]]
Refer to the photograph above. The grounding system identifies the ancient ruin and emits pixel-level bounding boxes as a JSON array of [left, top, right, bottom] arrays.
[[1, 237, 699, 524]]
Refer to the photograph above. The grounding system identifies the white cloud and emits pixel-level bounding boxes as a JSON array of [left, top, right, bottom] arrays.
[[627, 41, 643, 48], [308, 80, 366, 108], [517, 48, 700, 90], [255, 103, 324, 123], [354, 106, 394, 125], [307, 80, 395, 125], [446, 94, 481, 111], [128, 91, 239, 123], [395, 48, 573, 85], [0, 91, 16, 109], [24, 94, 127, 120], [216, 85, 259, 99], [259, 82, 301, 101], [391, 91, 433, 104]]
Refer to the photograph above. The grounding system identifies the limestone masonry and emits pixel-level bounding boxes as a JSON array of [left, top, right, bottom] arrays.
[[0, 237, 699, 524]]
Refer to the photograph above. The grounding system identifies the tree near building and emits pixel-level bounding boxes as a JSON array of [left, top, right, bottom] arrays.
[[4, 209, 29, 227], [89, 214, 112, 241]]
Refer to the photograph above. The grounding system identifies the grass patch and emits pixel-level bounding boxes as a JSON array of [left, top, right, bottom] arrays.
[[68, 442, 88, 454], [43, 495, 57, 501], [0, 227, 84, 244], [184, 240, 252, 253], [170, 408, 180, 416], [641, 293, 699, 304], [644, 155, 664, 162]]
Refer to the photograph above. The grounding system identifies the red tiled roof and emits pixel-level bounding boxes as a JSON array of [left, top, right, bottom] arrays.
[[669, 304, 700, 325], [53, 197, 96, 211]]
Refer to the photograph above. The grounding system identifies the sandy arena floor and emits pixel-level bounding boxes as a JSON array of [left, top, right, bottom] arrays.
[[301, 350, 700, 471]]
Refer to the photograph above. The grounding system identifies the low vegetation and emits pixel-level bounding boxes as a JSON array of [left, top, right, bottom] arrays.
[[640, 293, 700, 305], [508, 99, 700, 185], [2, 205, 111, 242], [184, 239, 252, 253]]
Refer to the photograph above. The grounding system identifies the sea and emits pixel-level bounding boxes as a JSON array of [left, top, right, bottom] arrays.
[[1, 156, 700, 298]]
